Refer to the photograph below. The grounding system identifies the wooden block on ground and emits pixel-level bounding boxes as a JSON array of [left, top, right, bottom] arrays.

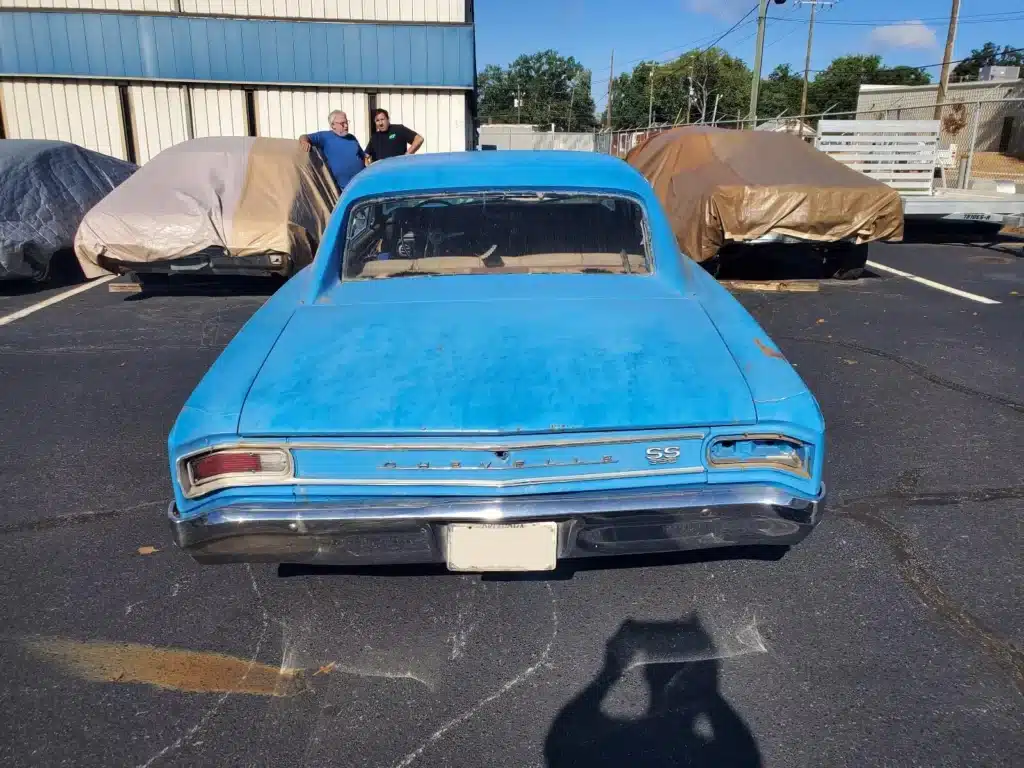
[[720, 280, 820, 293], [108, 281, 143, 294]]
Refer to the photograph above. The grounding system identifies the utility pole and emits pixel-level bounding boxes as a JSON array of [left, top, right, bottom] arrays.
[[647, 68, 655, 128], [711, 93, 721, 125], [606, 49, 615, 129], [934, 0, 961, 119], [799, 2, 827, 117], [686, 62, 694, 124], [747, 0, 770, 127], [568, 81, 576, 132], [514, 84, 523, 123]]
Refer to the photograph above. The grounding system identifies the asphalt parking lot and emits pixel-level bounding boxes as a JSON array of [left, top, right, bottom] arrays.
[[0, 238, 1021, 767]]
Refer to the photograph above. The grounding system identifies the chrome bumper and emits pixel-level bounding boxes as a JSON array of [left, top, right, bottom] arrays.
[[169, 484, 825, 567]]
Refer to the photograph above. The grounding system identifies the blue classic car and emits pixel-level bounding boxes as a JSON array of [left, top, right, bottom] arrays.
[[167, 151, 826, 571]]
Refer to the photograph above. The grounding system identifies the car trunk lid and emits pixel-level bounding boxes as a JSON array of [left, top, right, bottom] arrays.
[[238, 297, 755, 436]]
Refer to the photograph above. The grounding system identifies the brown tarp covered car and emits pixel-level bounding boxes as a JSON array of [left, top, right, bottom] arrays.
[[625, 126, 904, 263], [75, 136, 339, 278]]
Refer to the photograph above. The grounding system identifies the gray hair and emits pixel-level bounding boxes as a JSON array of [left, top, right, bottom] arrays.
[[327, 110, 347, 124]]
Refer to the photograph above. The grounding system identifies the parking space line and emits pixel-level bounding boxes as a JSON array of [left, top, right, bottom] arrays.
[[866, 260, 1000, 305], [0, 276, 117, 327]]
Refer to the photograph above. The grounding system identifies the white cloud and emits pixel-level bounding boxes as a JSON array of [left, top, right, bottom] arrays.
[[686, 0, 754, 22], [869, 21, 938, 51]]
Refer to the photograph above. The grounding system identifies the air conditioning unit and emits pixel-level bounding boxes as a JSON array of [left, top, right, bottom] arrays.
[[979, 65, 1021, 82]]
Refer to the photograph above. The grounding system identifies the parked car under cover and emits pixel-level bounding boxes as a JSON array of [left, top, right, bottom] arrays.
[[0, 140, 136, 281], [626, 126, 904, 279], [74, 136, 339, 280], [167, 150, 826, 572]]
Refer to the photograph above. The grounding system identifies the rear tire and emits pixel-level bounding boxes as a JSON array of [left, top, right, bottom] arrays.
[[822, 243, 867, 280]]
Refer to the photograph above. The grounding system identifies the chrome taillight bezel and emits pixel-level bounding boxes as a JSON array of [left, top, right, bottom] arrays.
[[706, 434, 811, 478], [178, 446, 294, 499]]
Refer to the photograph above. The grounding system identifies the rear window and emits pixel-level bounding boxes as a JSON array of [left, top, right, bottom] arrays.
[[342, 191, 651, 280]]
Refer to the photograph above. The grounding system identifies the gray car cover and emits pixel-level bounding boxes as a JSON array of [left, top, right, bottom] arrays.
[[0, 140, 137, 280]]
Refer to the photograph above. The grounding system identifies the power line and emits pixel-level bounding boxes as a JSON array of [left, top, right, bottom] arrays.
[[771, 11, 1024, 27]]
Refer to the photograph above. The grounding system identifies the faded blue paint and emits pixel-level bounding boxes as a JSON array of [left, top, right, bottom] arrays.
[[0, 11, 474, 88], [168, 151, 826, 517]]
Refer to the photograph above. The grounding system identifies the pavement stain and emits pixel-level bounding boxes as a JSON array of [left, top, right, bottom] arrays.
[[22, 637, 311, 697]]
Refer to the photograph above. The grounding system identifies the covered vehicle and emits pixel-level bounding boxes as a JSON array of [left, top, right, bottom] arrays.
[[626, 126, 904, 278], [75, 136, 339, 280], [166, 151, 826, 572], [0, 140, 136, 281]]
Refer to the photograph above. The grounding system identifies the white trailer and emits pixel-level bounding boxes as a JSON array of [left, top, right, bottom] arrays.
[[816, 119, 1024, 228]]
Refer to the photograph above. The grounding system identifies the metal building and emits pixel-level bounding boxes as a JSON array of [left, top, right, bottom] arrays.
[[0, 2, 476, 162]]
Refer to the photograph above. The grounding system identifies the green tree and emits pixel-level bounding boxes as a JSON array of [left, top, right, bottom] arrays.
[[807, 55, 883, 116], [477, 50, 597, 131], [951, 42, 1024, 81], [871, 65, 931, 87], [606, 48, 752, 130], [758, 64, 803, 119]]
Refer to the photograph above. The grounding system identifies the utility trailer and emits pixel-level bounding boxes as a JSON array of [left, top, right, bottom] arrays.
[[816, 119, 1024, 229]]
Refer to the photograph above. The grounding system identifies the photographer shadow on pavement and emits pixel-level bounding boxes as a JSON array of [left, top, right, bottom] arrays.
[[545, 615, 762, 768]]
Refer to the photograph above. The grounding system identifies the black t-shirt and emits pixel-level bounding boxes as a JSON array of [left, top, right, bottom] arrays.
[[366, 124, 418, 161]]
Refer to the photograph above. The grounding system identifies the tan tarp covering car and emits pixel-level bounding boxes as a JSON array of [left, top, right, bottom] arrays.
[[625, 126, 904, 263], [75, 136, 339, 278]]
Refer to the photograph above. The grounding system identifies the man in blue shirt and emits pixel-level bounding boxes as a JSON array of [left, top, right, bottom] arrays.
[[298, 110, 365, 191]]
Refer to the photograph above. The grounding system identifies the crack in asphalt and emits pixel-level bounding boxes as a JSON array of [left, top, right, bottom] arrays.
[[0, 500, 166, 535], [831, 477, 1024, 697], [780, 335, 1024, 415]]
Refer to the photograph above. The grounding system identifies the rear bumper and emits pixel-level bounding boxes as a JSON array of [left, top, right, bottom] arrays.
[[168, 483, 826, 568]]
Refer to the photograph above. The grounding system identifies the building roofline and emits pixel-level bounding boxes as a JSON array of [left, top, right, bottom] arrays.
[[860, 80, 1023, 94]]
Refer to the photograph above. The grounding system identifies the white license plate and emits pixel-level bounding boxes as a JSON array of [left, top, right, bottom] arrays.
[[445, 522, 558, 572]]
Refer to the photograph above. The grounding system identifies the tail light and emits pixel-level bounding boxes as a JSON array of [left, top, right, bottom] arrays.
[[707, 436, 810, 477], [181, 448, 292, 498]]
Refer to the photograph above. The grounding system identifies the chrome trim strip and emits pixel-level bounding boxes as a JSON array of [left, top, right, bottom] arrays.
[[178, 431, 707, 461]]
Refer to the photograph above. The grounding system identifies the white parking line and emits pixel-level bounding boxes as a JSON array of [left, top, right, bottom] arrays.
[[0, 275, 116, 327], [866, 260, 1000, 305]]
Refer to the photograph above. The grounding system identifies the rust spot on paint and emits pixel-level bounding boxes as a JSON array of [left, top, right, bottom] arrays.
[[754, 338, 785, 360], [23, 637, 309, 697]]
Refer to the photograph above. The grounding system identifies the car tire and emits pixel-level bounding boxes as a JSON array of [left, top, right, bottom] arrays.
[[822, 243, 867, 280]]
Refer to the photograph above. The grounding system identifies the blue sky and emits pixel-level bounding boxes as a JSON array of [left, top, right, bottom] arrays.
[[474, 0, 1024, 110]]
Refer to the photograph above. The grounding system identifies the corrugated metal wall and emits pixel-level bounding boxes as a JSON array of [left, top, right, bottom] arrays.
[[0, 0, 466, 21], [0, 12, 475, 88], [190, 86, 248, 138], [128, 83, 189, 163], [0, 78, 127, 158], [254, 88, 370, 145], [376, 90, 466, 153], [0, 1, 175, 10]]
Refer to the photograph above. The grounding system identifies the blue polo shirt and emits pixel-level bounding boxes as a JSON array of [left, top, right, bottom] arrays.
[[307, 131, 365, 189]]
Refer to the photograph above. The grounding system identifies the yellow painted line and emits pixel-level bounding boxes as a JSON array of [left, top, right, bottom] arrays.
[[0, 275, 116, 327], [866, 260, 1000, 305]]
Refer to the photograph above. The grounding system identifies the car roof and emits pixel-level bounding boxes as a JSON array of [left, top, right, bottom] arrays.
[[342, 150, 654, 199]]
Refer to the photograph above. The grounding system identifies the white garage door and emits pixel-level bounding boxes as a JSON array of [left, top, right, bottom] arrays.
[[0, 79, 128, 160], [128, 84, 190, 164], [254, 89, 371, 148], [375, 90, 467, 154]]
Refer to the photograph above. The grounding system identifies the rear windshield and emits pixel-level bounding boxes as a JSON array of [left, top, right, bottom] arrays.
[[342, 191, 651, 280]]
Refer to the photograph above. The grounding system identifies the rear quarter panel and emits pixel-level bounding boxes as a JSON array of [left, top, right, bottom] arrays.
[[167, 269, 309, 511]]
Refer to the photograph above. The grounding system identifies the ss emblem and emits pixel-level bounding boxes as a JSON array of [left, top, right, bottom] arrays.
[[645, 446, 680, 465]]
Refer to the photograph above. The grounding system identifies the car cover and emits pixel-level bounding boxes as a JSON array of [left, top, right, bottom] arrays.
[[0, 140, 136, 281], [74, 136, 340, 278], [625, 126, 904, 263]]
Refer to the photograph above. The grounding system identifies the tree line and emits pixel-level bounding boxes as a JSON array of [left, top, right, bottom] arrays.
[[478, 43, 1021, 132]]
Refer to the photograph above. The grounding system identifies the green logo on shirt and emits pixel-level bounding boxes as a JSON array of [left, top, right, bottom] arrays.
[[389, 133, 396, 139]]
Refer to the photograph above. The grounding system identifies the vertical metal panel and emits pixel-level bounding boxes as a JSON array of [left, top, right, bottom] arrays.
[[0, 12, 475, 88], [0, 0, 177, 10], [375, 90, 465, 154], [128, 83, 189, 162], [0, 78, 127, 158], [189, 86, 247, 137], [253, 88, 370, 147], [143, 0, 466, 20]]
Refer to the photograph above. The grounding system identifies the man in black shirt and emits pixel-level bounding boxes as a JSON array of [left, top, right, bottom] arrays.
[[365, 108, 424, 164]]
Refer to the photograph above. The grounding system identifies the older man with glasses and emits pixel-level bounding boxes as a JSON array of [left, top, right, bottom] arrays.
[[298, 110, 366, 191]]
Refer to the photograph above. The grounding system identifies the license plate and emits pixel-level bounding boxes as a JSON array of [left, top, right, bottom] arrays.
[[445, 522, 558, 572]]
